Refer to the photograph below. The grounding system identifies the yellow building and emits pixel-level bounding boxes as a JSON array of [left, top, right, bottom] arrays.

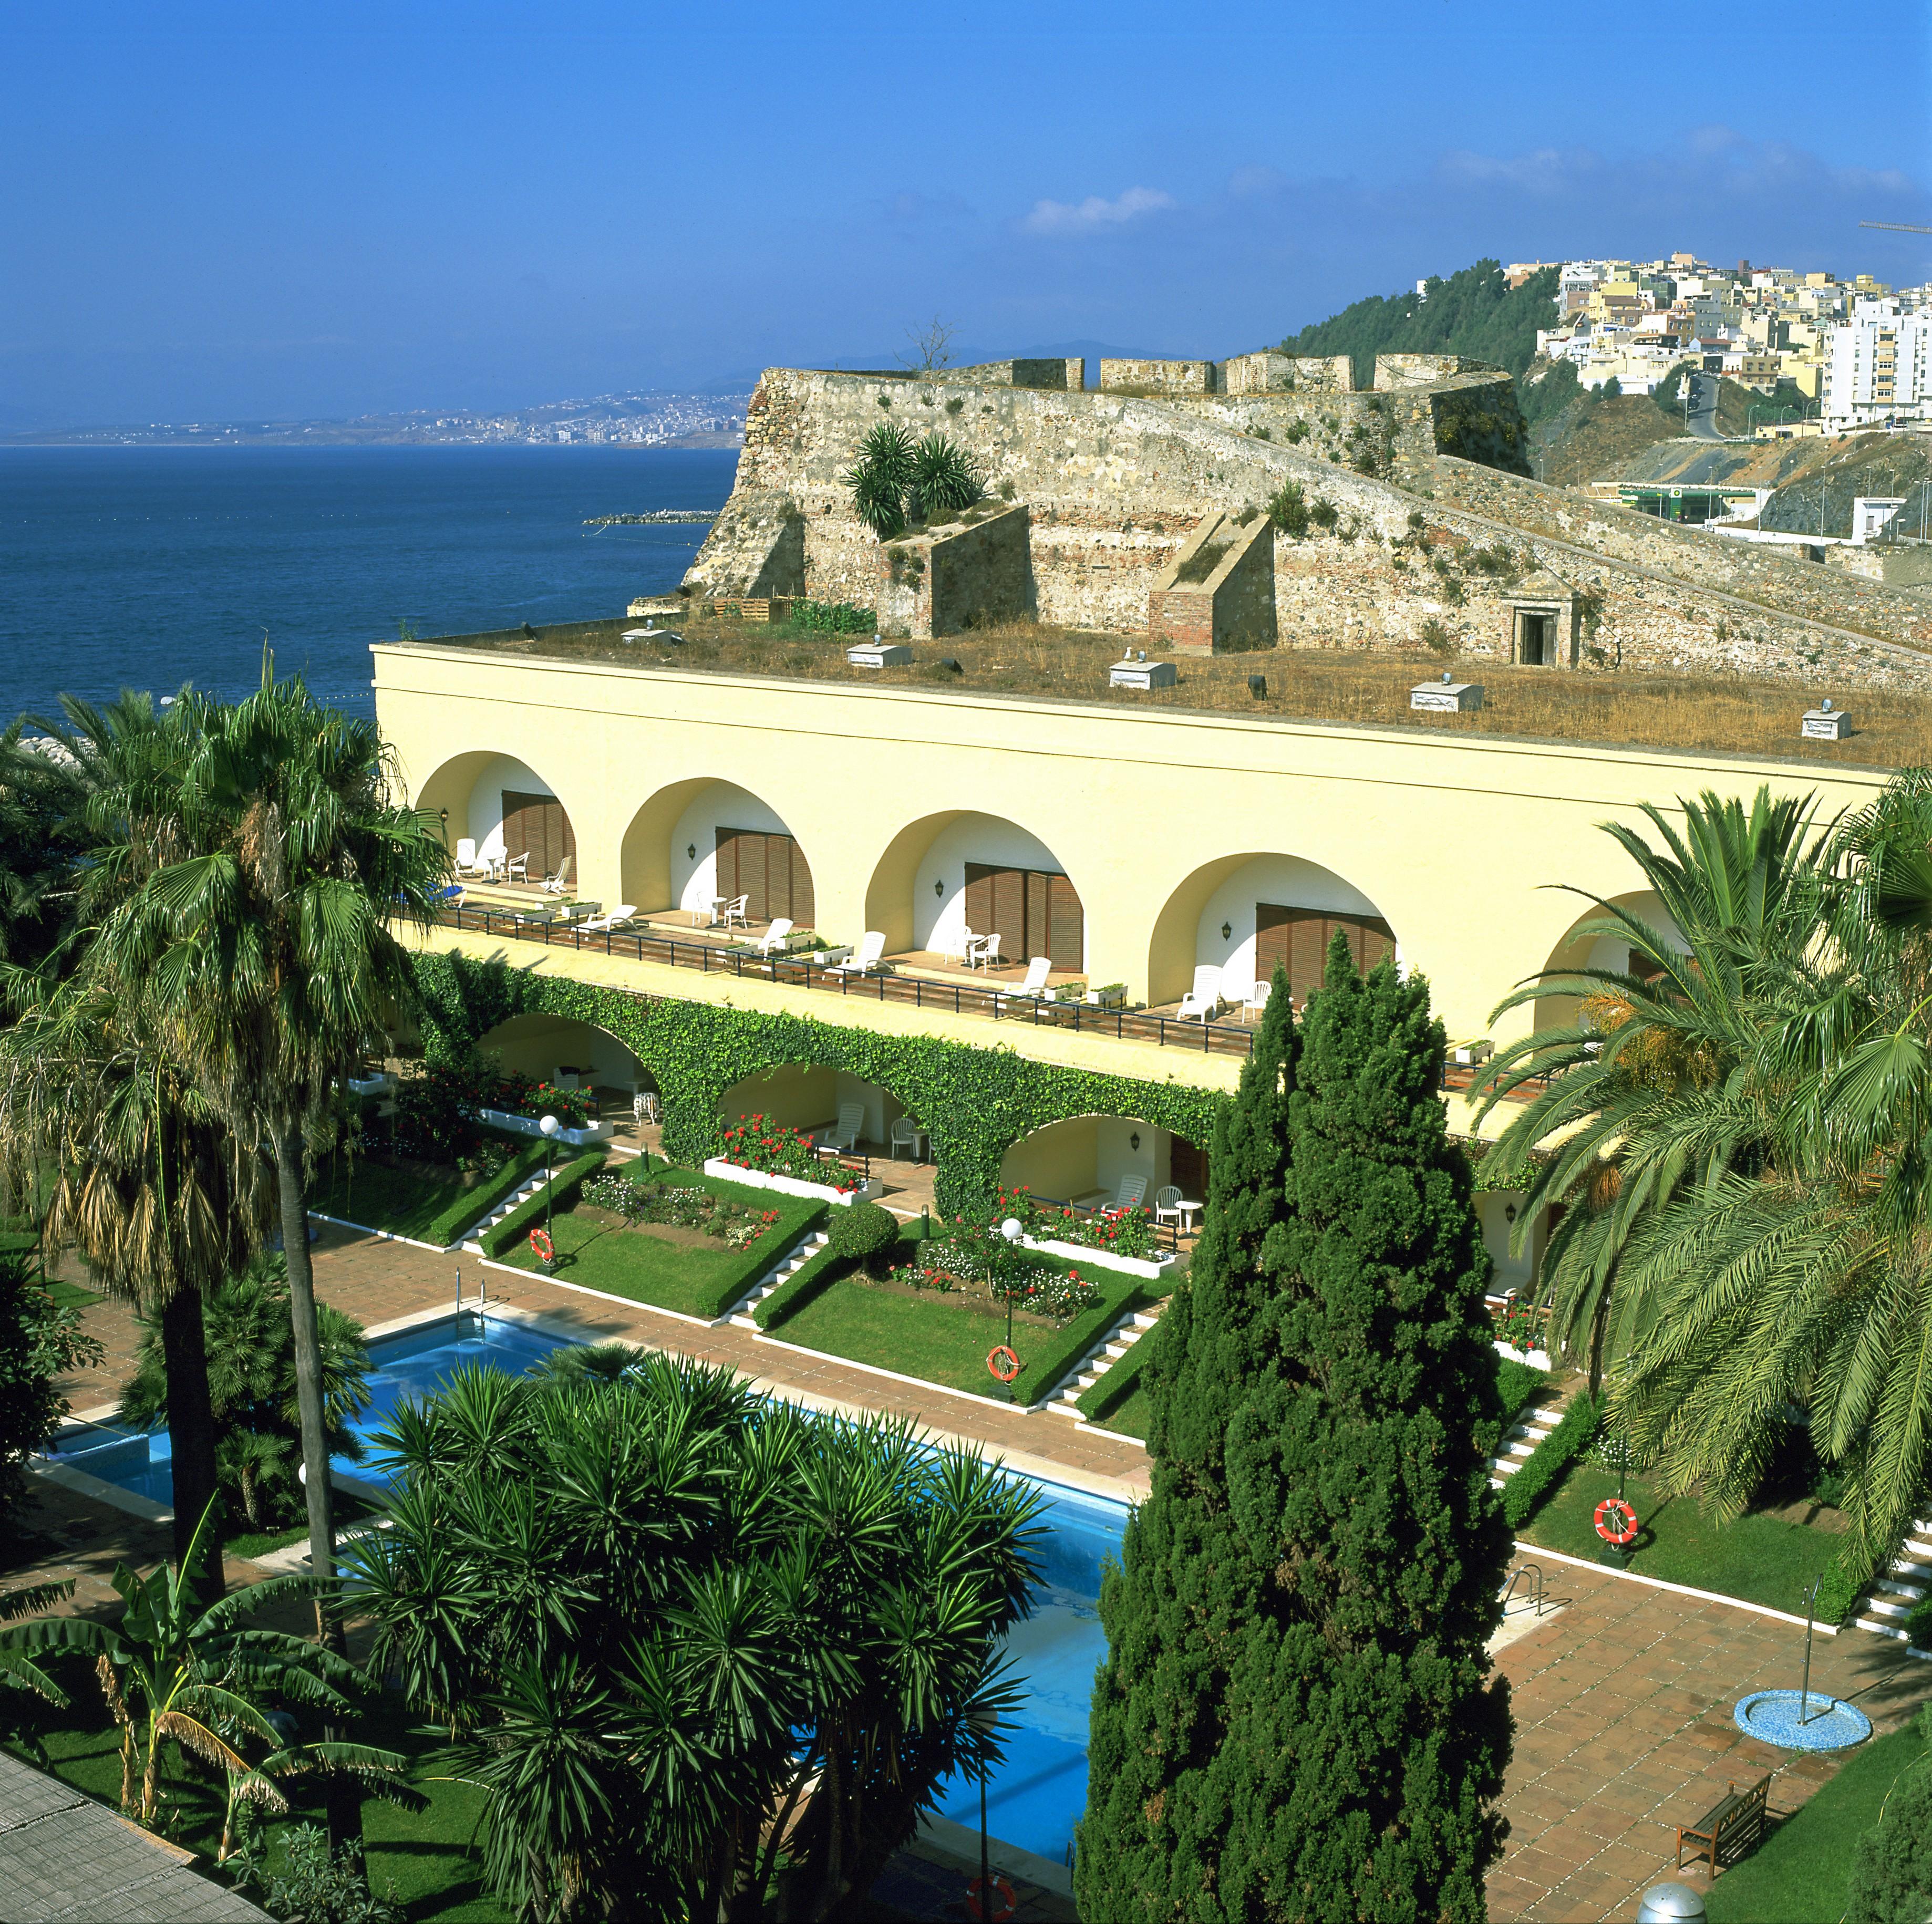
[[373, 636, 1893, 1295]]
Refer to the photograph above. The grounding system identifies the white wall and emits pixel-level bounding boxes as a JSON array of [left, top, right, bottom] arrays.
[[999, 1115, 1172, 1206], [477, 1016, 647, 1094], [915, 813, 1076, 961], [668, 782, 797, 921], [1194, 856, 1391, 999], [465, 757, 555, 864], [1476, 1193, 1537, 1297]]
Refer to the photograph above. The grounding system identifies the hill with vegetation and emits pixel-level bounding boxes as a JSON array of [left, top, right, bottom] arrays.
[[1281, 260, 1559, 391]]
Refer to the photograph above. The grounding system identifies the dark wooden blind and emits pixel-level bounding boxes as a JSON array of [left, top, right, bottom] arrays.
[[716, 828, 815, 927], [963, 862, 1084, 969], [1255, 904, 1396, 1008], [1168, 1135, 1210, 1201], [501, 791, 575, 880]]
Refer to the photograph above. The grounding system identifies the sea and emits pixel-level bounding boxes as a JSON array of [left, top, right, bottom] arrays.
[[0, 446, 740, 725]]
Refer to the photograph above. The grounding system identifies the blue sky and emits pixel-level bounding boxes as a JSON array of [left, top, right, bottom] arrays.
[[3, 0, 1928, 427]]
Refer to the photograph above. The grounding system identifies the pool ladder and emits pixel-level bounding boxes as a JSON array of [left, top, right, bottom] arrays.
[[1501, 1561, 1553, 1619]]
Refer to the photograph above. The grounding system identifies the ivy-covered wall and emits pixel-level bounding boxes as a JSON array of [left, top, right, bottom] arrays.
[[410, 951, 1225, 1218]]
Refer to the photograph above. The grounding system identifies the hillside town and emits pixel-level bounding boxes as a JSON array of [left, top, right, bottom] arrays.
[[1517, 250, 1932, 432]]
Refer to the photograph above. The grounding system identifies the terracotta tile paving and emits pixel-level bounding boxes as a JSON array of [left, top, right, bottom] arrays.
[[40, 1225, 1932, 1922]]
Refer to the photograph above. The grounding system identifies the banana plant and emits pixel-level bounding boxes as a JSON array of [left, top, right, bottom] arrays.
[[0, 1500, 419, 1847]]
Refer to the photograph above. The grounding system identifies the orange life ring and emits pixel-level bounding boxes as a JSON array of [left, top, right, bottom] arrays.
[[966, 1874, 1017, 1922], [1594, 1496, 1639, 1546], [529, 1227, 555, 1263], [987, 1345, 1021, 1384]]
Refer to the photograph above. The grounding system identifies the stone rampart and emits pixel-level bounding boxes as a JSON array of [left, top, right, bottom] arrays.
[[875, 503, 1032, 637], [1376, 353, 1489, 389], [1146, 511, 1276, 654], [1100, 358, 1216, 395], [689, 366, 1932, 694], [952, 358, 1085, 390]]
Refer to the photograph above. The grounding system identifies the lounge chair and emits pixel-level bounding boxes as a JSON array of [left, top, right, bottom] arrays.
[[755, 917, 794, 957], [822, 1101, 865, 1153], [722, 894, 750, 929], [1102, 1175, 1148, 1217], [580, 904, 638, 934], [966, 932, 1003, 971], [543, 853, 574, 896], [1177, 966, 1223, 1022], [998, 956, 1053, 1006], [828, 930, 887, 978]]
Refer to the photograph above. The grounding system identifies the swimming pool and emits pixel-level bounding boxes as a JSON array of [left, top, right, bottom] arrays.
[[40, 1309, 1128, 1868]]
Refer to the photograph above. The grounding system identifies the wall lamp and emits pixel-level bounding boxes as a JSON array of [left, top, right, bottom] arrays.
[[1504, 1202, 1518, 1225], [1130, 1132, 1141, 1152], [934, 878, 944, 896], [688, 843, 697, 860], [1221, 921, 1232, 941]]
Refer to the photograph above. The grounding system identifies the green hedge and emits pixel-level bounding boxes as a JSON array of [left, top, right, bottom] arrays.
[[480, 1149, 607, 1258], [1021, 1278, 1154, 1410], [424, 1136, 551, 1246], [1075, 1316, 1163, 1422], [1502, 1391, 1599, 1530], [410, 950, 1224, 1219], [756, 1239, 867, 1332], [1495, 1357, 1552, 1429]]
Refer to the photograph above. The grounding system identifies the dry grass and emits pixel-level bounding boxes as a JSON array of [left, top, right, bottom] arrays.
[[464, 614, 1930, 769]]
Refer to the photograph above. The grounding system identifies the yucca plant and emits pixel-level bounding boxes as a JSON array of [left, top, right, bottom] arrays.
[[845, 425, 981, 539]]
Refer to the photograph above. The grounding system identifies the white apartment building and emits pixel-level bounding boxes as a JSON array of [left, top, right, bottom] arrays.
[[1824, 304, 1932, 430]]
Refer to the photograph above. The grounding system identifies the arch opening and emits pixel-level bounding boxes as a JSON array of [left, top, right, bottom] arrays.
[[621, 779, 818, 935], [1146, 852, 1398, 1011], [999, 1114, 1207, 1213], [414, 750, 576, 889], [717, 1065, 913, 1157], [1531, 889, 1681, 1036], [863, 810, 1087, 976], [474, 1013, 652, 1109]]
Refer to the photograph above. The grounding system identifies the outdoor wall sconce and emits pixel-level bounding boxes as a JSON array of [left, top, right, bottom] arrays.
[[1504, 1202, 1518, 1225], [934, 878, 944, 896], [688, 844, 697, 860], [1130, 1132, 1141, 1152], [1221, 922, 1232, 940], [439, 807, 449, 846]]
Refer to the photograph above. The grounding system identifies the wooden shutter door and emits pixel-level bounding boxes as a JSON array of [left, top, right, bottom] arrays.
[[715, 830, 739, 907], [764, 834, 793, 923], [1024, 872, 1049, 961], [1359, 915, 1396, 974], [787, 837, 815, 929], [1255, 903, 1291, 984], [990, 869, 1025, 958], [1287, 908, 1327, 1008], [964, 864, 995, 945], [1169, 1136, 1210, 1199], [718, 827, 770, 920], [1046, 874, 1083, 973], [502, 791, 563, 874]]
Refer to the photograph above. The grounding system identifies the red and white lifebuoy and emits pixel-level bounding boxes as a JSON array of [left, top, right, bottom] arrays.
[[986, 1345, 1021, 1384], [966, 1874, 1017, 1922], [1594, 1496, 1639, 1547], [529, 1227, 555, 1264]]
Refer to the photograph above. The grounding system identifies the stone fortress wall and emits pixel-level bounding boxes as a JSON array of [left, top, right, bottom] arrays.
[[683, 354, 1932, 694]]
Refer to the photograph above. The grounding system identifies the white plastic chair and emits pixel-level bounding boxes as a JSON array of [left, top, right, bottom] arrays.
[[1242, 979, 1272, 1025], [967, 932, 1003, 971], [829, 930, 887, 977], [454, 837, 482, 876], [542, 853, 574, 896], [506, 852, 531, 884], [890, 1116, 926, 1161], [1153, 1184, 1185, 1229], [1177, 966, 1223, 1022], [999, 956, 1053, 1004], [722, 894, 750, 929], [632, 1090, 660, 1126], [822, 1101, 865, 1153], [755, 917, 794, 956], [580, 904, 638, 934]]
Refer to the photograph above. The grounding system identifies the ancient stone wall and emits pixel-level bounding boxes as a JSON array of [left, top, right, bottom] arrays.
[[875, 503, 1032, 637], [1146, 511, 1276, 654], [1099, 358, 1216, 395], [952, 358, 1085, 390]]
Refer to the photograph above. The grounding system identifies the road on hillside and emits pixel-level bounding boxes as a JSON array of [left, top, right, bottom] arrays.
[[1685, 371, 1722, 439]]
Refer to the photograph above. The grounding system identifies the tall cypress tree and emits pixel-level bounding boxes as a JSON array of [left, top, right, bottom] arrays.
[[1080, 939, 1512, 1922]]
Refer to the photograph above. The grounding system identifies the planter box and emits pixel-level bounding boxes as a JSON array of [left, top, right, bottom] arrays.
[[480, 1108, 612, 1147], [703, 1157, 880, 1205], [347, 1072, 396, 1097], [1494, 1338, 1551, 1370], [1022, 1233, 1174, 1280]]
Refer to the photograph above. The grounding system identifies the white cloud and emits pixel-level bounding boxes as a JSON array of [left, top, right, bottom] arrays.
[[1021, 186, 1176, 237]]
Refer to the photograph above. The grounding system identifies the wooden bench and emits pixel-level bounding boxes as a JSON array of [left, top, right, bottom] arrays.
[[1676, 1774, 1771, 1873]]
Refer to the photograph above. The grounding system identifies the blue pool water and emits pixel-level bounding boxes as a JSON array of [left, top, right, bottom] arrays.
[[42, 1311, 1127, 1866]]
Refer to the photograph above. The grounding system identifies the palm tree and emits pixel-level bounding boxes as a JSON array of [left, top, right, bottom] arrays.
[[1476, 778, 1932, 1563], [86, 671, 449, 1593]]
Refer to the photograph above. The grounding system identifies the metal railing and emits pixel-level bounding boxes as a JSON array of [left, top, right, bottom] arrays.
[[432, 905, 1261, 1059]]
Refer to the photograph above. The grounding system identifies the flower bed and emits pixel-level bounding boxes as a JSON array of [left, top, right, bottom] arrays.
[[481, 1106, 612, 1147], [385, 1060, 597, 1162], [719, 1115, 822, 1180], [582, 1170, 782, 1251], [888, 1242, 1103, 1322], [704, 1149, 875, 1205], [987, 1185, 1176, 1279]]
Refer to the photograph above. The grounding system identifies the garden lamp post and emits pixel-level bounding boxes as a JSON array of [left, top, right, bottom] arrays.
[[966, 1703, 998, 1922], [1000, 1217, 1024, 1402], [540, 1113, 561, 1260]]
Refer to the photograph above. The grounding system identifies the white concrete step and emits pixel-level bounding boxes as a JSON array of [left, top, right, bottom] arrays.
[[456, 1170, 551, 1245], [1045, 1301, 1168, 1418], [1874, 1578, 1926, 1602], [725, 1230, 831, 1328], [1862, 1594, 1914, 1622], [1485, 1395, 1571, 1482]]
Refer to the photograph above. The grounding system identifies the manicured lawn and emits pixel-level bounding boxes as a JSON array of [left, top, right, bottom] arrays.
[[497, 1163, 826, 1320], [1096, 1380, 1151, 1439], [1517, 1463, 1846, 1617], [1705, 1716, 1928, 1923], [310, 1135, 545, 1248], [43, 1279, 100, 1315], [769, 1262, 1153, 1404], [4, 1667, 507, 1922]]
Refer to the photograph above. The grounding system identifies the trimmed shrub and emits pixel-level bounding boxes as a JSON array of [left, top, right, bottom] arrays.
[[480, 1150, 606, 1257], [827, 1198, 901, 1275], [1495, 1357, 1551, 1427], [1502, 1391, 1600, 1529], [1847, 1706, 1932, 1924]]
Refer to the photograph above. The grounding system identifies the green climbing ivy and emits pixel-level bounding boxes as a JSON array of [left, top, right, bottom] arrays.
[[408, 951, 1225, 1218]]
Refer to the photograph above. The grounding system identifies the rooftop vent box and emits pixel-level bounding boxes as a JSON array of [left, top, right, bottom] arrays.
[[1801, 707, 1851, 740], [1110, 660, 1176, 690], [848, 642, 912, 668], [1411, 681, 1484, 712]]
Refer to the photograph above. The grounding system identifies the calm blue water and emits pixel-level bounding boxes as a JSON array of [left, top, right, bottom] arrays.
[[0, 447, 738, 723], [42, 1309, 1124, 1865]]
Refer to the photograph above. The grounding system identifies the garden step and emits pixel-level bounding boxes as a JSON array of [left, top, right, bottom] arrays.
[[1047, 1299, 1169, 1416], [453, 1172, 551, 1245], [724, 1230, 831, 1329], [1862, 1595, 1914, 1622], [1875, 1578, 1927, 1602]]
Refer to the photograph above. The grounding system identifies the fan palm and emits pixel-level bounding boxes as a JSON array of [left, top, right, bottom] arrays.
[[86, 671, 449, 1592]]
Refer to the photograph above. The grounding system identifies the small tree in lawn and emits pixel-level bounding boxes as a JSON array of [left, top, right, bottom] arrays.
[[1079, 940, 1513, 1921], [1078, 966, 1298, 1917]]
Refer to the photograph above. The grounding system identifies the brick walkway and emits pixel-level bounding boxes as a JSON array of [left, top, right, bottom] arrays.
[[43, 1228, 1932, 1922]]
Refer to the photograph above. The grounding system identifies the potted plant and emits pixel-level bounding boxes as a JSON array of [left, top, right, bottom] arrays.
[[1087, 982, 1128, 1009]]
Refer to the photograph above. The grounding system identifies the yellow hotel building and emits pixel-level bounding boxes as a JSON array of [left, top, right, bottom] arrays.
[[374, 634, 1892, 1300]]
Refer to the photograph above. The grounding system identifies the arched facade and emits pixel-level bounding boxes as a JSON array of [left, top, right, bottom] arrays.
[[999, 1113, 1206, 1209], [412, 749, 579, 882], [619, 778, 818, 928], [475, 1012, 650, 1097], [717, 1065, 910, 1150], [1530, 889, 1681, 1034]]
